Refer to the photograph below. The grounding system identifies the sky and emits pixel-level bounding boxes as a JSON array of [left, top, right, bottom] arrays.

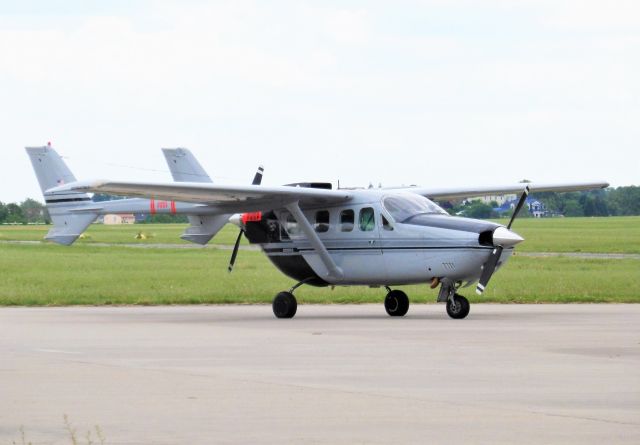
[[1, 0, 638, 203]]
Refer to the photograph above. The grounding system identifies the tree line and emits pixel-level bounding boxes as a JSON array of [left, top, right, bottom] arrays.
[[1, 186, 639, 224], [442, 186, 639, 219]]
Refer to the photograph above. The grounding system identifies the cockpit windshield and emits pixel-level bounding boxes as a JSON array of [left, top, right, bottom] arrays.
[[383, 194, 448, 223]]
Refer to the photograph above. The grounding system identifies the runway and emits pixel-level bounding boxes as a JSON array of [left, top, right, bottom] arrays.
[[1, 304, 638, 444]]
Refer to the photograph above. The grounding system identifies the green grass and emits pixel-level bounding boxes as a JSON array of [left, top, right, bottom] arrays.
[[496, 216, 640, 254], [0, 243, 637, 305], [1, 216, 638, 253], [1, 217, 638, 305]]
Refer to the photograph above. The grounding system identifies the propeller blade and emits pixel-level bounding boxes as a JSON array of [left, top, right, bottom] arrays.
[[252, 165, 264, 185], [476, 245, 503, 295], [228, 165, 262, 273], [228, 229, 244, 273], [507, 185, 530, 229]]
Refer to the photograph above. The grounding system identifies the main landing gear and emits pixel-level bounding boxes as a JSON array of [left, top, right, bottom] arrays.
[[384, 287, 409, 317], [272, 279, 312, 318], [272, 291, 297, 318]]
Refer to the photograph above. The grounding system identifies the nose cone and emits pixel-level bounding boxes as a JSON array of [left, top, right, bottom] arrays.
[[493, 226, 524, 247], [229, 214, 243, 228]]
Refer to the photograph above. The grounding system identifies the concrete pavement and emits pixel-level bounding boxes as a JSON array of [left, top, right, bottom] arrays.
[[1, 304, 638, 444]]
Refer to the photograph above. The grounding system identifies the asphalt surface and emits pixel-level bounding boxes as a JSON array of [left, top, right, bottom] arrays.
[[1, 304, 638, 444]]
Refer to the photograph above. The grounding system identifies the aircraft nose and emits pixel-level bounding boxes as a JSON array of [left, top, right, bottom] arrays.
[[493, 226, 524, 247]]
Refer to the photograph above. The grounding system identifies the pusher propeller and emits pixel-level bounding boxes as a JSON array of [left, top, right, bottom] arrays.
[[228, 166, 264, 273]]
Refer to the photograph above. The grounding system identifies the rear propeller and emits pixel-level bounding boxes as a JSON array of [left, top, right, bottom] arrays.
[[476, 185, 529, 295], [228, 166, 264, 273]]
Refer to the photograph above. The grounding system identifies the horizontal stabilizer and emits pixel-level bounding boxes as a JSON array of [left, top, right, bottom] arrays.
[[45, 212, 98, 246], [181, 215, 229, 245]]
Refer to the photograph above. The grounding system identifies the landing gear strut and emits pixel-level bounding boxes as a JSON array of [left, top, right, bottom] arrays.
[[384, 287, 409, 317]]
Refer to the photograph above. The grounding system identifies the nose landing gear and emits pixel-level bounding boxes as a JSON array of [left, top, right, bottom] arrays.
[[437, 280, 471, 319], [446, 294, 470, 319]]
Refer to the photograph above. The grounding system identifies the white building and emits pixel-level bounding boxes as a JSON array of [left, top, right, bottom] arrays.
[[103, 214, 136, 225]]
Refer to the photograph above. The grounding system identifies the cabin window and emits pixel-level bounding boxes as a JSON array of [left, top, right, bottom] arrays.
[[340, 209, 354, 232], [315, 210, 330, 233], [359, 207, 375, 231]]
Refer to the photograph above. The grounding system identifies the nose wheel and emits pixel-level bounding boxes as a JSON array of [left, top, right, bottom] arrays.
[[384, 289, 409, 317], [446, 294, 470, 319]]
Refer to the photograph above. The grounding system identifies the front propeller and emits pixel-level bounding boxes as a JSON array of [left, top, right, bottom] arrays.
[[476, 185, 529, 295], [228, 166, 264, 273]]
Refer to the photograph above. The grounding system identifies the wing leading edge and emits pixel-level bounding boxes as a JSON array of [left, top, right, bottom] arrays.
[[47, 180, 353, 213], [404, 181, 609, 201]]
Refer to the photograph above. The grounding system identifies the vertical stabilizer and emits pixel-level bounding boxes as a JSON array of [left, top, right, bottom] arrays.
[[162, 148, 212, 183], [162, 147, 226, 245], [25, 146, 97, 245]]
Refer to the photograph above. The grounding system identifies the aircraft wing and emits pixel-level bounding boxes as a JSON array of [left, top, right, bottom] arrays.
[[47, 180, 353, 213], [404, 181, 609, 201]]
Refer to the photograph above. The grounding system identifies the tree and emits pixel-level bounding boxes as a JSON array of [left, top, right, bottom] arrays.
[[20, 198, 47, 223], [563, 200, 583, 217], [462, 200, 497, 219], [139, 214, 189, 224], [0, 202, 7, 223], [608, 186, 640, 216], [5, 203, 25, 224]]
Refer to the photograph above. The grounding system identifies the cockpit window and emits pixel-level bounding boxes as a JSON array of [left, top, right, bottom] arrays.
[[383, 194, 448, 223]]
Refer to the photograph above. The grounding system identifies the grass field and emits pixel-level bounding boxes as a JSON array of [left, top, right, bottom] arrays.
[[1, 216, 638, 252], [0, 217, 638, 305]]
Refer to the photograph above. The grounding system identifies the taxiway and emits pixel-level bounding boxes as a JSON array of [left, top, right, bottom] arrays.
[[1, 304, 638, 444]]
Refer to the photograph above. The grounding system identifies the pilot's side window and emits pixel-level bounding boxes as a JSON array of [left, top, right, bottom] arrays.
[[359, 207, 375, 231], [340, 209, 354, 232], [315, 210, 330, 233]]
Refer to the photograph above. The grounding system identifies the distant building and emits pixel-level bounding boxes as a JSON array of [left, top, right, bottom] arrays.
[[103, 214, 136, 225], [477, 194, 518, 206], [494, 197, 548, 218]]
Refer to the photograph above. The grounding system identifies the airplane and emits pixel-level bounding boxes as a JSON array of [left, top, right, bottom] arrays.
[[30, 145, 608, 319]]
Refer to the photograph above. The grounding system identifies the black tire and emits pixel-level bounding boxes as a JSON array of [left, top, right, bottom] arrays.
[[272, 291, 297, 318], [446, 294, 470, 319], [384, 289, 409, 317]]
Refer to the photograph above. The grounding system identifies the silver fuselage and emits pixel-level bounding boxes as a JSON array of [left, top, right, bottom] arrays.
[[242, 190, 517, 288]]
